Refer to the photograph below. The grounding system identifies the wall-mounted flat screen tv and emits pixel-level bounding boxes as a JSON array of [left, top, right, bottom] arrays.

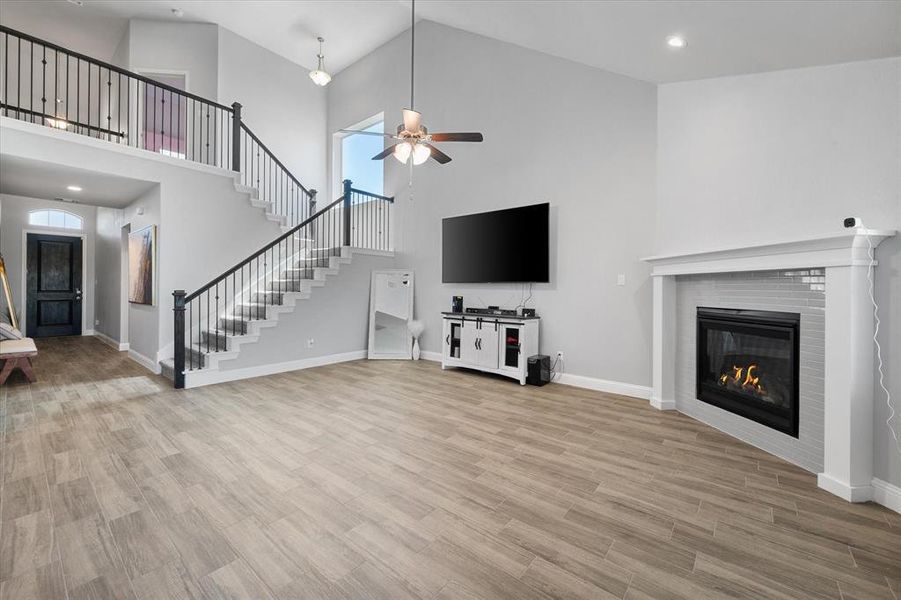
[[442, 202, 549, 283]]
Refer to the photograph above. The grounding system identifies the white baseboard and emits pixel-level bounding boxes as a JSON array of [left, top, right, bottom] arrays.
[[128, 349, 161, 374], [422, 351, 650, 400], [817, 472, 874, 503], [183, 350, 367, 388], [650, 395, 677, 410], [555, 372, 651, 400], [872, 477, 901, 514], [93, 331, 128, 352], [82, 329, 95, 336]]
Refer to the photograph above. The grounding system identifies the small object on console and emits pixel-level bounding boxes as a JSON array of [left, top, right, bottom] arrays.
[[521, 308, 536, 318]]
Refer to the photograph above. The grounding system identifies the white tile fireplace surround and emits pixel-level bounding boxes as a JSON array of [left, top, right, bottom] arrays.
[[643, 229, 896, 505]]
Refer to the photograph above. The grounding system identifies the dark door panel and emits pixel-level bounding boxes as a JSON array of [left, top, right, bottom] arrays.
[[26, 233, 83, 338]]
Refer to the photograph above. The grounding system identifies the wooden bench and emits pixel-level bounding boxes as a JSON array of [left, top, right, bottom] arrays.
[[0, 338, 38, 385]]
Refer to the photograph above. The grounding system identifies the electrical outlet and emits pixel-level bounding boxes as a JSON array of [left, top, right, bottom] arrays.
[[307, 338, 315, 348], [617, 274, 626, 286], [94, 319, 100, 326], [556, 351, 564, 361]]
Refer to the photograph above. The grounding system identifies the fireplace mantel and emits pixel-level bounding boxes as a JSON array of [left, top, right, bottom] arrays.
[[643, 229, 896, 276], [642, 228, 897, 507]]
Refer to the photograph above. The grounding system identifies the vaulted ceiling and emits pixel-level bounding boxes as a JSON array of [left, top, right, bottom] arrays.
[[1, 1, 899, 83]]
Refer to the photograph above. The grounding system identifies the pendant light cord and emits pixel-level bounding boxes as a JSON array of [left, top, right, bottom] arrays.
[[410, 0, 415, 109]]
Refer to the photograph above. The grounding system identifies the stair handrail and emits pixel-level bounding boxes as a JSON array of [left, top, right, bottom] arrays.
[[172, 181, 394, 388], [184, 195, 344, 304]]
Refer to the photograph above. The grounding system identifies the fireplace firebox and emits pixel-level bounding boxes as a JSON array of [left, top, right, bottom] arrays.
[[696, 307, 800, 437]]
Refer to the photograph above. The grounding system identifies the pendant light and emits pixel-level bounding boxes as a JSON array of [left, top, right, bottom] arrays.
[[309, 37, 331, 86]]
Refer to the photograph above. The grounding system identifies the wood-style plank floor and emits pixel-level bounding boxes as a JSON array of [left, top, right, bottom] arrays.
[[1, 336, 899, 599]]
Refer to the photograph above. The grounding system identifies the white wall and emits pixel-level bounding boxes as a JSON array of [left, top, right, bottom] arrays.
[[126, 20, 219, 100], [0, 194, 96, 335], [656, 57, 901, 488], [328, 22, 658, 390], [217, 28, 328, 198], [122, 186, 160, 366], [94, 206, 122, 342]]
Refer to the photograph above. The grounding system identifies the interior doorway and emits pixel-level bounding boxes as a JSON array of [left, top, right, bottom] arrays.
[[138, 71, 188, 159]]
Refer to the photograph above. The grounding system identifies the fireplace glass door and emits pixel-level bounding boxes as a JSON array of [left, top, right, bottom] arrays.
[[696, 307, 800, 437]]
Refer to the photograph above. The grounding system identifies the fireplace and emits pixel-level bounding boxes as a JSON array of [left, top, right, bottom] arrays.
[[696, 307, 800, 437]]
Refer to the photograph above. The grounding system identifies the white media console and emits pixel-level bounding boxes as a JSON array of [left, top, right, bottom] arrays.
[[440, 312, 540, 385]]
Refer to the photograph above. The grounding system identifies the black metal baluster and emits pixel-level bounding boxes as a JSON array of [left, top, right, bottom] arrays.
[[189, 302, 193, 371], [3, 33, 8, 117], [96, 59, 100, 136], [17, 36, 21, 119], [29, 41, 33, 123], [106, 68, 111, 140], [41, 45, 46, 125], [54, 49, 58, 126]]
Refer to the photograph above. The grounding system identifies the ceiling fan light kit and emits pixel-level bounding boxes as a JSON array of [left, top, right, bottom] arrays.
[[340, 0, 483, 166]]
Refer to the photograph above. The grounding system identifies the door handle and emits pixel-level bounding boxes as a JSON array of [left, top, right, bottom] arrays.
[[74, 287, 82, 299]]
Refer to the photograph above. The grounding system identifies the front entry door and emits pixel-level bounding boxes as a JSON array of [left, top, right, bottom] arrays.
[[26, 233, 83, 338]]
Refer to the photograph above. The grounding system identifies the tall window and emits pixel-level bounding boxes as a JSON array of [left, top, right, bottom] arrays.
[[28, 209, 83, 230], [339, 117, 384, 195]]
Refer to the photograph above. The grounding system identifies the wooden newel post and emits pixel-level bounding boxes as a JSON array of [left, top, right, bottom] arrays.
[[173, 290, 186, 389], [231, 102, 242, 173], [343, 179, 352, 246]]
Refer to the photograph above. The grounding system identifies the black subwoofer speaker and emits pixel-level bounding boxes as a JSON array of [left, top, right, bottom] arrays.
[[527, 355, 551, 386]]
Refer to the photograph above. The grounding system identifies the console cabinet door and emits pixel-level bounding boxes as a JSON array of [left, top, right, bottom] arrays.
[[478, 321, 500, 369], [443, 318, 465, 364], [498, 324, 522, 372], [459, 321, 480, 364]]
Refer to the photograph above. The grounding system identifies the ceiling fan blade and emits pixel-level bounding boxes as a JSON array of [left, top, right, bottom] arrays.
[[402, 109, 422, 134], [371, 144, 399, 161], [338, 129, 396, 138], [422, 142, 452, 164], [429, 132, 484, 142]]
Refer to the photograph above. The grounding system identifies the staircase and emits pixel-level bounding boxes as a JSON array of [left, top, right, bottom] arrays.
[[167, 183, 394, 388], [0, 25, 396, 388]]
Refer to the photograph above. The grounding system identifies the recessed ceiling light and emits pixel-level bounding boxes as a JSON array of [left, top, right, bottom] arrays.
[[666, 35, 687, 49], [171, 8, 184, 17], [66, 185, 82, 192], [67, 0, 84, 6]]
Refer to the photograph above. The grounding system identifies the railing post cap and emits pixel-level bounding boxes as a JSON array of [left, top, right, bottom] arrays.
[[231, 101, 242, 110]]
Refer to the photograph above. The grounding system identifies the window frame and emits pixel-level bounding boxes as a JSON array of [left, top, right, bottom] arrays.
[[27, 209, 84, 231], [331, 112, 385, 202]]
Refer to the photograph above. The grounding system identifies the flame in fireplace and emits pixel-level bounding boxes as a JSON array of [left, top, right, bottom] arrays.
[[719, 364, 767, 396]]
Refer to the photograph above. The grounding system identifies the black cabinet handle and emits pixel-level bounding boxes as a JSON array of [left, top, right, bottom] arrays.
[[445, 334, 450, 345]]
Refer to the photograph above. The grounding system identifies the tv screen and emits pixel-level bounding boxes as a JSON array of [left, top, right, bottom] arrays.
[[442, 203, 549, 283]]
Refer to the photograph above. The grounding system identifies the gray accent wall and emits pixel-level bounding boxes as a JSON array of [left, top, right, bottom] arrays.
[[328, 21, 658, 390], [675, 270, 826, 472]]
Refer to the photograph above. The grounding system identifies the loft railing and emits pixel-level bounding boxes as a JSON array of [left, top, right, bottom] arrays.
[[171, 180, 394, 388], [0, 25, 315, 226], [0, 25, 233, 168]]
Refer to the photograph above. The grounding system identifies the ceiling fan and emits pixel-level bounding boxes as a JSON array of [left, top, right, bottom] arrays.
[[338, 0, 483, 165]]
